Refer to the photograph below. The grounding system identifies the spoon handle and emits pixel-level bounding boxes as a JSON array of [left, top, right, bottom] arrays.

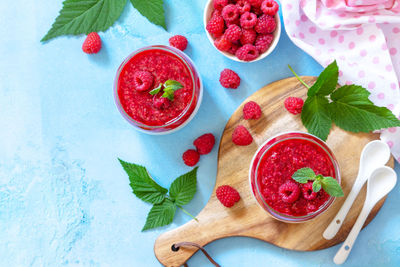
[[333, 204, 372, 265], [323, 180, 363, 240]]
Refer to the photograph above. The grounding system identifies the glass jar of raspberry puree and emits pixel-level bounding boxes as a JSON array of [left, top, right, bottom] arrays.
[[114, 45, 203, 134], [249, 132, 341, 223]]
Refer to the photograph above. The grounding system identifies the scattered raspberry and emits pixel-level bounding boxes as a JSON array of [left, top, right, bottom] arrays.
[[193, 133, 216, 155], [213, 0, 229, 10], [255, 14, 276, 34], [240, 12, 258, 29], [302, 182, 317, 200], [232, 125, 253, 146], [240, 28, 257, 45], [182, 149, 200, 167], [82, 32, 102, 54], [236, 0, 251, 14], [243, 101, 262, 120], [278, 182, 300, 203], [261, 0, 279, 16], [249, 0, 263, 8], [284, 97, 304, 115], [216, 185, 241, 207], [214, 36, 232, 52], [153, 97, 171, 110], [255, 33, 274, 53], [206, 11, 225, 37], [133, 71, 154, 91], [222, 4, 240, 23], [219, 69, 241, 89], [224, 25, 242, 42], [169, 35, 188, 51], [235, 44, 259, 61]]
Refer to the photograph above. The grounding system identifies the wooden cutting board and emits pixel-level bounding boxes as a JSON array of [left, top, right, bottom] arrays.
[[154, 77, 394, 267]]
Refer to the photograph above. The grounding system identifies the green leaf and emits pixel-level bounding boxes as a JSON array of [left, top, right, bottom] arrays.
[[292, 167, 316, 183], [312, 180, 322, 193], [164, 80, 183, 91], [321, 177, 344, 197], [118, 159, 168, 204], [308, 61, 339, 97], [130, 0, 167, 30], [41, 0, 127, 42], [142, 199, 176, 231], [301, 95, 332, 141], [162, 89, 175, 101], [169, 167, 198, 206], [149, 83, 163, 95], [330, 85, 400, 133]]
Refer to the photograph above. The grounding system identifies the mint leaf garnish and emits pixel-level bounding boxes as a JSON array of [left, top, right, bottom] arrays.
[[119, 159, 167, 204], [149, 83, 163, 95], [312, 180, 322, 193], [130, 0, 167, 30], [169, 167, 198, 206], [329, 85, 400, 132], [162, 89, 175, 101], [292, 167, 316, 183], [41, 0, 127, 42], [321, 177, 344, 197], [150, 80, 183, 101], [142, 199, 176, 231], [307, 61, 339, 97], [301, 95, 332, 141], [164, 80, 184, 91]]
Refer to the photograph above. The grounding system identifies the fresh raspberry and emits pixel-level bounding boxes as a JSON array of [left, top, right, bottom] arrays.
[[214, 36, 232, 52], [249, 0, 263, 8], [302, 182, 317, 200], [193, 133, 216, 155], [236, 0, 251, 14], [216, 185, 241, 207], [169, 35, 188, 51], [255, 33, 274, 53], [206, 11, 225, 37], [261, 0, 279, 16], [133, 71, 154, 91], [224, 25, 242, 42], [219, 69, 241, 89], [232, 125, 253, 146], [153, 97, 171, 110], [213, 0, 229, 10], [222, 4, 240, 23], [228, 42, 240, 55], [235, 44, 259, 61], [284, 97, 304, 115], [240, 12, 258, 29], [252, 6, 264, 16], [240, 28, 257, 45], [82, 32, 102, 54], [278, 182, 300, 203], [307, 203, 318, 212], [243, 101, 262, 120], [255, 14, 276, 34], [182, 149, 200, 167], [225, 18, 240, 27]]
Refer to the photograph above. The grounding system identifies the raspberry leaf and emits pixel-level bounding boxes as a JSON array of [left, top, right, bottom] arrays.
[[301, 95, 332, 141], [307, 61, 339, 97], [169, 167, 198, 206], [142, 199, 176, 231], [130, 0, 167, 30], [149, 83, 163, 95], [312, 180, 322, 193], [118, 159, 168, 204], [321, 177, 344, 197], [292, 167, 316, 183], [41, 0, 127, 42]]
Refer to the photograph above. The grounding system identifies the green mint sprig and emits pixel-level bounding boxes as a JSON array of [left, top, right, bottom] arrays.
[[149, 80, 183, 101], [119, 159, 198, 231], [292, 167, 344, 197], [288, 61, 400, 141], [42, 0, 166, 42]]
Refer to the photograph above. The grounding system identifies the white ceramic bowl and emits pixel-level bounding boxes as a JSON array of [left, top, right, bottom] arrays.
[[203, 0, 281, 63]]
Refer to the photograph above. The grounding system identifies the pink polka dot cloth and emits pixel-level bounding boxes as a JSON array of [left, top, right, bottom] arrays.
[[281, 0, 400, 163]]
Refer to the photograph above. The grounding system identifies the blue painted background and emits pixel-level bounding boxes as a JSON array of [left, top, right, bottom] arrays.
[[0, 0, 399, 266]]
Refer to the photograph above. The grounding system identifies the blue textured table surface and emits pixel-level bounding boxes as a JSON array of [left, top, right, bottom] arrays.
[[0, 1, 399, 266]]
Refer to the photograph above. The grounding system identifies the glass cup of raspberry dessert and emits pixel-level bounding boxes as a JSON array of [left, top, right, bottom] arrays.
[[114, 45, 203, 134], [249, 132, 341, 223]]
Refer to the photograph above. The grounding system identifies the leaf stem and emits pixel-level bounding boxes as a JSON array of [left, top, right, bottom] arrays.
[[177, 205, 198, 222], [288, 65, 311, 89]]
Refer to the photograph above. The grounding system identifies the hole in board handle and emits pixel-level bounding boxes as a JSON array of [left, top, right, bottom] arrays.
[[336, 219, 341, 224], [345, 245, 350, 251], [171, 244, 180, 252]]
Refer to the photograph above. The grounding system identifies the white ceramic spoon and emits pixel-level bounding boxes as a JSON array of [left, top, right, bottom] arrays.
[[323, 140, 391, 240], [334, 166, 397, 265]]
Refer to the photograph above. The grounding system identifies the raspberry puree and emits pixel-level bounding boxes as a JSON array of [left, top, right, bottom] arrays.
[[117, 48, 194, 126], [257, 138, 336, 217]]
